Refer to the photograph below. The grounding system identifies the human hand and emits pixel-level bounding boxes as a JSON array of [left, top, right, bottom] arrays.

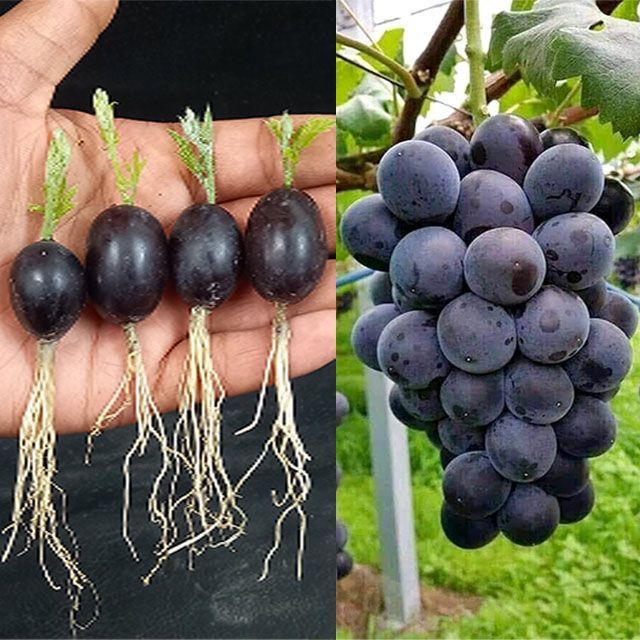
[[0, 0, 336, 436]]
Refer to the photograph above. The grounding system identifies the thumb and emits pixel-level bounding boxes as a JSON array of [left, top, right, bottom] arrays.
[[0, 0, 117, 114]]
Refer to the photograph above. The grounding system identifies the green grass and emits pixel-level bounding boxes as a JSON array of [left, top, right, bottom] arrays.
[[337, 304, 640, 639]]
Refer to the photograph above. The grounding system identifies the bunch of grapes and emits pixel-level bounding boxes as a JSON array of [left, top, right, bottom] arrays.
[[336, 392, 354, 577], [341, 117, 638, 549]]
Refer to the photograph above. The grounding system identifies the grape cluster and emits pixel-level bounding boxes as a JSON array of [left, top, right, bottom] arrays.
[[342, 116, 638, 549], [336, 392, 354, 578]]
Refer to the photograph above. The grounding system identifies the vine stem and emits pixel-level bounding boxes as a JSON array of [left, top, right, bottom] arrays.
[[464, 0, 488, 125], [336, 32, 422, 99], [548, 81, 582, 127]]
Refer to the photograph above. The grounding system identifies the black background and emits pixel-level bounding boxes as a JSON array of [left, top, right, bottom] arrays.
[[0, 1, 335, 638]]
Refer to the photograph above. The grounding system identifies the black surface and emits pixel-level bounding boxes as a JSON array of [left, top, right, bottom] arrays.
[[0, 1, 335, 638]]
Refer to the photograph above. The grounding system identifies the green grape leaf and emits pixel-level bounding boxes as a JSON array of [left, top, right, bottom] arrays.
[[430, 44, 458, 95], [489, 0, 640, 138], [337, 95, 393, 146], [369, 28, 404, 72], [511, 0, 536, 10], [575, 117, 630, 161], [336, 57, 364, 105]]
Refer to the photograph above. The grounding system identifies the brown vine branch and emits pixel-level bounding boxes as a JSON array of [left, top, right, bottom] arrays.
[[392, 0, 465, 143]]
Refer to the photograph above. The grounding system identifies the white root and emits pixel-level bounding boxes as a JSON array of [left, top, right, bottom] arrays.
[[2, 341, 99, 632], [234, 303, 312, 581], [86, 323, 172, 573], [148, 307, 245, 579]]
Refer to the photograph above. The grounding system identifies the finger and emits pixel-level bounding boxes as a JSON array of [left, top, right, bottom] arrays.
[[0, 0, 117, 114]]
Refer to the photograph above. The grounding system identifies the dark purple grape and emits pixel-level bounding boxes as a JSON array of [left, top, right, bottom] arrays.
[[590, 177, 634, 235], [86, 204, 169, 324], [442, 451, 511, 519], [504, 357, 574, 424], [524, 145, 604, 220], [437, 417, 485, 455], [536, 451, 589, 498], [497, 484, 559, 546], [486, 412, 557, 483], [533, 213, 614, 290], [336, 392, 350, 427], [515, 285, 590, 364], [440, 447, 457, 470], [397, 384, 446, 422], [377, 310, 450, 389], [10, 240, 85, 341], [437, 293, 516, 374], [440, 368, 504, 427], [336, 520, 348, 550], [595, 289, 639, 338], [390, 227, 466, 309], [558, 481, 595, 524], [464, 228, 546, 306], [245, 188, 326, 304], [369, 271, 393, 305], [440, 503, 498, 549], [340, 194, 408, 271], [540, 127, 589, 151], [453, 170, 534, 244], [377, 140, 460, 224], [389, 385, 441, 446], [615, 256, 640, 290], [337, 550, 353, 580], [469, 114, 543, 184], [414, 125, 471, 177], [554, 394, 616, 458], [350, 304, 400, 370], [563, 318, 632, 392], [169, 203, 242, 309], [575, 279, 607, 315]]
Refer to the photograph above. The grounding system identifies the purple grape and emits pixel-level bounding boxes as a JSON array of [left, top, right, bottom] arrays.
[[464, 228, 546, 306], [336, 520, 348, 550], [377, 310, 450, 389], [454, 170, 534, 244], [533, 213, 614, 290], [554, 394, 617, 458], [390, 227, 466, 309], [377, 140, 460, 224], [540, 127, 589, 151], [595, 289, 639, 338], [440, 447, 458, 470], [440, 368, 504, 427], [414, 125, 471, 177], [563, 318, 632, 392], [558, 481, 595, 524], [336, 392, 350, 427], [389, 385, 441, 447], [437, 293, 516, 373], [575, 279, 608, 315], [486, 412, 557, 483], [396, 384, 446, 422], [514, 285, 590, 364], [469, 114, 543, 184], [524, 145, 604, 220], [340, 194, 409, 271], [350, 304, 400, 370], [369, 271, 393, 305], [497, 484, 559, 546], [504, 357, 574, 424], [440, 503, 498, 549], [442, 451, 511, 519], [391, 285, 422, 313], [337, 550, 353, 580], [536, 451, 590, 498], [590, 177, 634, 235], [437, 417, 486, 455]]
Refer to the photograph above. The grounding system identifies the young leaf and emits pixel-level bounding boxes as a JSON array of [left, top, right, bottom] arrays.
[[30, 128, 77, 240], [489, 0, 640, 138], [93, 88, 146, 205], [168, 106, 216, 203], [266, 112, 335, 188]]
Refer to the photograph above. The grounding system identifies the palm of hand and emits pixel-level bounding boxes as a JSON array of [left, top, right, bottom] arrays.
[[0, 2, 335, 436]]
